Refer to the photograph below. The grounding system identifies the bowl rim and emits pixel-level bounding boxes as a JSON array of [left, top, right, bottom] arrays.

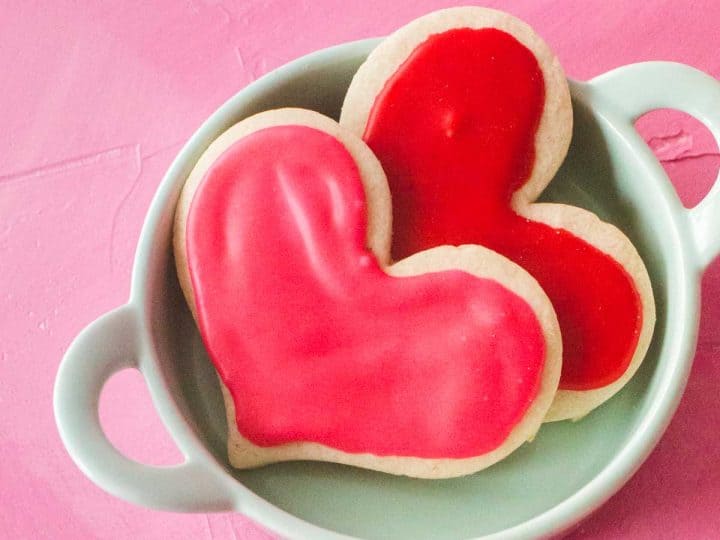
[[127, 38, 701, 539]]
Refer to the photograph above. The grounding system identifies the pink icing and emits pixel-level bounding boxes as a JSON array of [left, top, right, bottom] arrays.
[[185, 124, 546, 458]]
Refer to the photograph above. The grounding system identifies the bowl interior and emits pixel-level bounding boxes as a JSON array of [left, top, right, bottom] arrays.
[[148, 44, 681, 539]]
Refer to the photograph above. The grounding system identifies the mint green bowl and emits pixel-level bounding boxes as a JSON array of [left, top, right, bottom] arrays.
[[54, 40, 720, 539]]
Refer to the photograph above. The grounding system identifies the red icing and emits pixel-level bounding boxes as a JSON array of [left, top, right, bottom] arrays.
[[186, 125, 546, 458], [362, 28, 643, 390]]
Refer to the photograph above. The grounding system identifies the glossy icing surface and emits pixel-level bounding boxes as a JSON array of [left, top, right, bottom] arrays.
[[362, 28, 643, 390], [186, 124, 546, 458]]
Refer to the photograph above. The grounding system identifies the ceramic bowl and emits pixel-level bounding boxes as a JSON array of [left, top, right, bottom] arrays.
[[54, 39, 720, 539]]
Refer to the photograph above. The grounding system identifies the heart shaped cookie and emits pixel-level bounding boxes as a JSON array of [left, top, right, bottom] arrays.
[[174, 109, 561, 477], [340, 7, 655, 421]]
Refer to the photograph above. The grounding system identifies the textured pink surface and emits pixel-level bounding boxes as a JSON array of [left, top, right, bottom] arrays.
[[1, 1, 718, 538]]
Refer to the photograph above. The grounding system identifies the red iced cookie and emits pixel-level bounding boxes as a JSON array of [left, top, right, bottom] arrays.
[[174, 109, 561, 477], [341, 7, 655, 420]]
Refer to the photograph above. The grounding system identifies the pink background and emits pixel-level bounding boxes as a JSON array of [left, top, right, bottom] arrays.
[[2, 1, 719, 538]]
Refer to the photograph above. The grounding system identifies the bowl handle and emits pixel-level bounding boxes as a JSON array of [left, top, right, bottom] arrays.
[[590, 61, 720, 269], [54, 304, 234, 512]]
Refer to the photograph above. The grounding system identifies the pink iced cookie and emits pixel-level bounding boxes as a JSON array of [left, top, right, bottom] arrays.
[[174, 108, 561, 477]]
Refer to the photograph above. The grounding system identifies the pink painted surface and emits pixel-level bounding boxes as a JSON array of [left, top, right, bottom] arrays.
[[1, 1, 718, 538]]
